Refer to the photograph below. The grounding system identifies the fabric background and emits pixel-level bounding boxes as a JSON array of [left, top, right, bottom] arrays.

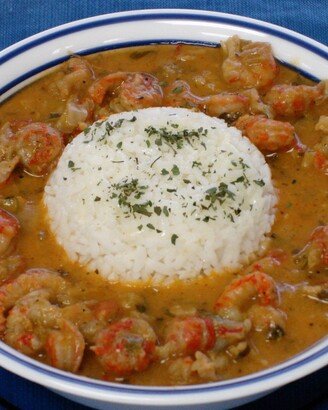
[[0, 0, 327, 409]]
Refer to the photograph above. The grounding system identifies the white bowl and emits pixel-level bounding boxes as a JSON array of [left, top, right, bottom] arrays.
[[0, 9, 327, 410]]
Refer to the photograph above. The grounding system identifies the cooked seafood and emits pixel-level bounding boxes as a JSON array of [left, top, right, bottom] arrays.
[[0, 37, 326, 386]]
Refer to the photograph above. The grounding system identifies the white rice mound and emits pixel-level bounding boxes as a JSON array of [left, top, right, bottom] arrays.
[[44, 108, 277, 284]]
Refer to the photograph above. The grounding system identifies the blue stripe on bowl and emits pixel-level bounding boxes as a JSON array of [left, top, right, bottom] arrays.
[[0, 9, 327, 397], [0, 340, 327, 395], [0, 12, 327, 65], [0, 39, 321, 98], [0, 11, 327, 96]]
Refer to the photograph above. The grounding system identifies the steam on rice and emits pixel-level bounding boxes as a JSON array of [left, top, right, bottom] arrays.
[[44, 107, 277, 284]]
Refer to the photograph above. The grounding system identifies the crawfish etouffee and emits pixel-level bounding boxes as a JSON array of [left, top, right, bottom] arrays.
[[0, 36, 327, 386]]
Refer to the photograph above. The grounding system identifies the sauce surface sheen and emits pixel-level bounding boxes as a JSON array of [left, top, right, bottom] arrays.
[[0, 43, 327, 386]]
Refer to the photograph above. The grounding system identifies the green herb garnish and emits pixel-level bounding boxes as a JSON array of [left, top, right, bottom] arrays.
[[253, 179, 265, 187], [68, 160, 81, 171], [171, 234, 178, 245], [154, 206, 162, 216], [171, 165, 180, 175]]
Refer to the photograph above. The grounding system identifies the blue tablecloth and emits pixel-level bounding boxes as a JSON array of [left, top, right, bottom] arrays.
[[0, 1, 327, 409]]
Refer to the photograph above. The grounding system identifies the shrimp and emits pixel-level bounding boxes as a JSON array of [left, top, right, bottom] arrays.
[[89, 72, 126, 105], [91, 317, 157, 375], [214, 271, 284, 336], [14, 122, 63, 175], [169, 351, 228, 383], [159, 315, 250, 359], [307, 226, 328, 268], [312, 150, 328, 174], [302, 120, 328, 174], [162, 316, 215, 357], [315, 115, 328, 133], [241, 88, 273, 118], [204, 89, 272, 122], [57, 56, 94, 98], [0, 123, 20, 186], [5, 290, 85, 372], [0, 209, 19, 257], [4, 290, 61, 355], [164, 81, 270, 124], [168, 356, 195, 383], [0, 254, 25, 282], [62, 299, 120, 343], [56, 97, 94, 134], [238, 252, 287, 339], [264, 82, 327, 117], [45, 319, 85, 372], [302, 148, 328, 175], [164, 80, 204, 108], [92, 300, 121, 321], [0, 157, 19, 187], [235, 114, 296, 151], [203, 92, 250, 121], [294, 225, 328, 271], [221, 36, 277, 90], [246, 249, 286, 275], [0, 268, 66, 331], [89, 72, 163, 112], [1, 121, 64, 178]]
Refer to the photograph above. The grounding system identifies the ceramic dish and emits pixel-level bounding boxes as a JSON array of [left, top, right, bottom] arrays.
[[0, 9, 327, 410]]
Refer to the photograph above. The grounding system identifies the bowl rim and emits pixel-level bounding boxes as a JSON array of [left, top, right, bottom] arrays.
[[0, 8, 327, 406], [1, 8, 327, 61], [1, 337, 328, 405], [0, 8, 327, 98]]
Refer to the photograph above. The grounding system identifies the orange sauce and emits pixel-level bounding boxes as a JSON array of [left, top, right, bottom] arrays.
[[0, 44, 327, 385]]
